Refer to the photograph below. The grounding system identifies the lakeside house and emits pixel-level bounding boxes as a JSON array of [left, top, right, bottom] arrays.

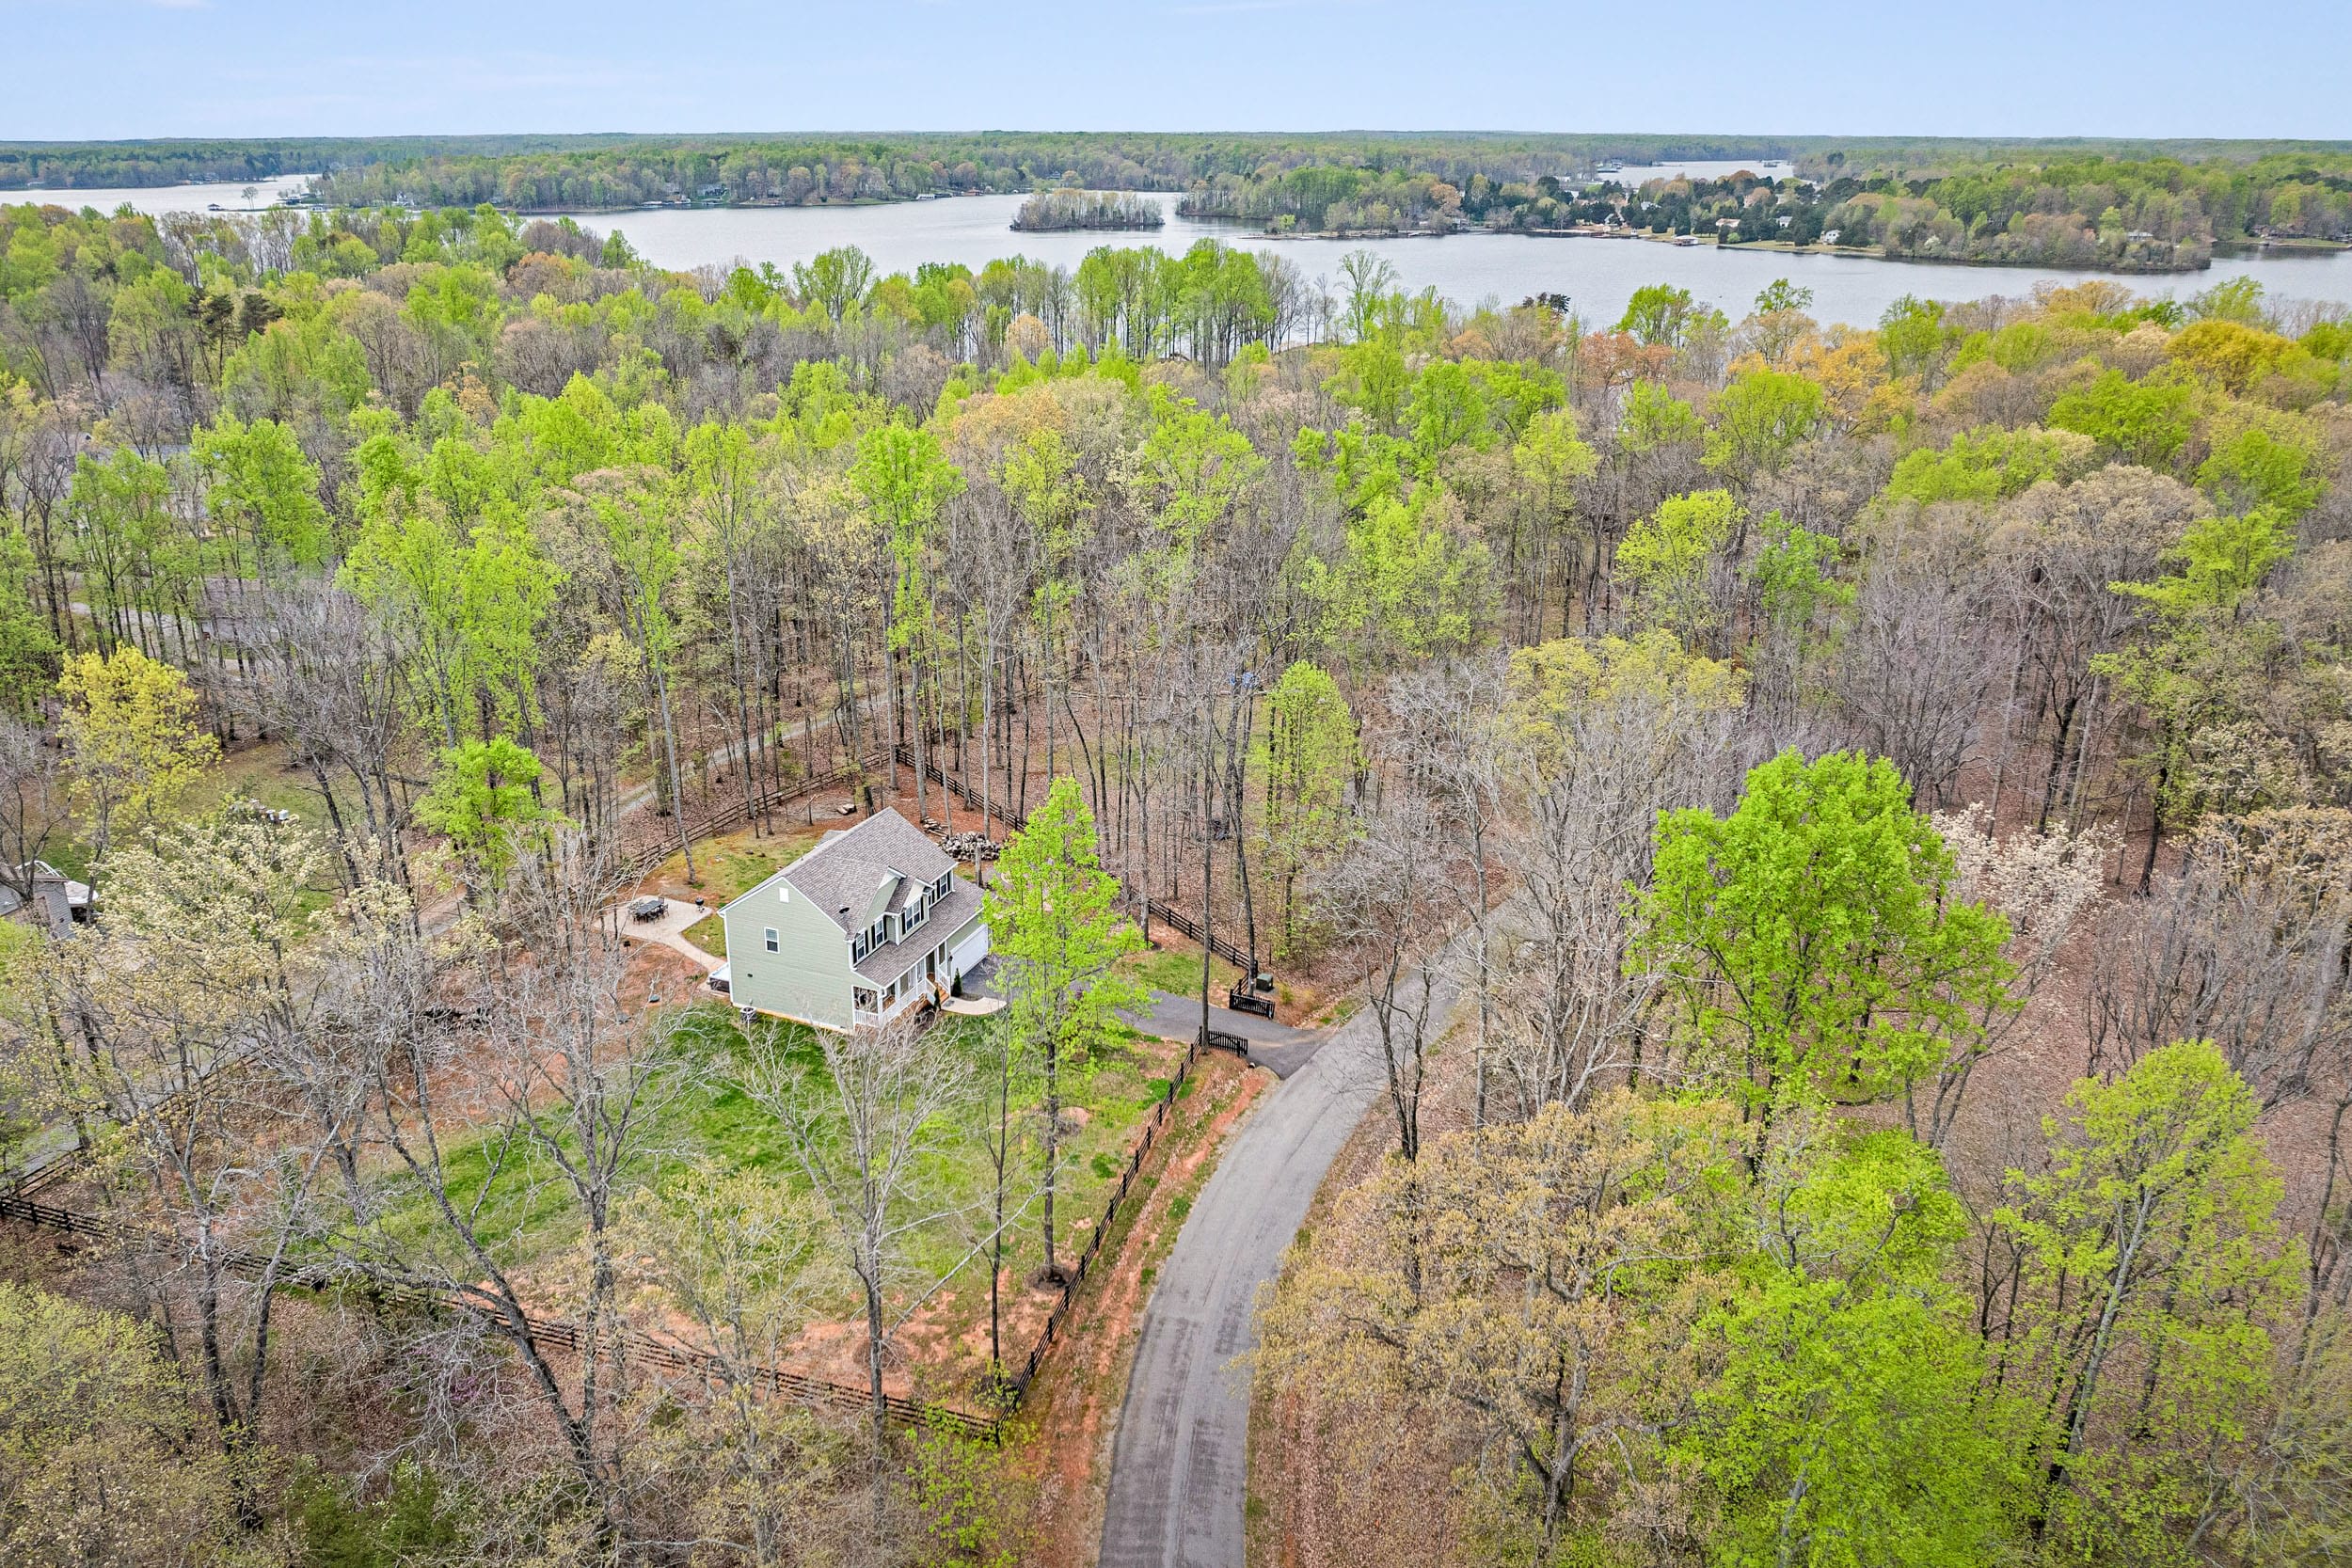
[[712, 808, 988, 1032]]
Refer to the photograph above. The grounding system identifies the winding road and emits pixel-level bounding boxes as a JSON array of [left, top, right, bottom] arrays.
[[1098, 968, 1458, 1568]]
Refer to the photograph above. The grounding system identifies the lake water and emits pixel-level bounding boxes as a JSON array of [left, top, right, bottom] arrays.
[[15, 178, 2349, 329], [564, 191, 2352, 330], [15, 173, 312, 214]]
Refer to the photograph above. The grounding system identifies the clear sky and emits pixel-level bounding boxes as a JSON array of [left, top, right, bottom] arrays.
[[5, 0, 2348, 143]]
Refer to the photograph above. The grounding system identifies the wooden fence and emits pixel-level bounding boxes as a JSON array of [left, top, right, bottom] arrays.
[[0, 1188, 995, 1440], [891, 746, 1256, 973], [0, 1035, 1248, 1445], [617, 751, 885, 885], [1003, 1032, 1244, 1402]]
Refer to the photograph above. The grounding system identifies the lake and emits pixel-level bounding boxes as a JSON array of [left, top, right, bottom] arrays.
[[17, 177, 2349, 329], [16, 173, 312, 214], [556, 192, 2352, 331]]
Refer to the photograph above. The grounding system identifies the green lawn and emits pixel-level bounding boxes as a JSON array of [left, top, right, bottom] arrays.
[[641, 822, 831, 902], [681, 912, 726, 958], [364, 1001, 1186, 1402], [1122, 942, 1242, 998]]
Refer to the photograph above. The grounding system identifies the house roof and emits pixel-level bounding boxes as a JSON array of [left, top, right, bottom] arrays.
[[752, 808, 955, 934], [853, 879, 983, 988]]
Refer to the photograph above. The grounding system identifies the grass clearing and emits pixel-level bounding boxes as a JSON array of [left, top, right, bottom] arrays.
[[1122, 942, 1241, 998], [366, 999, 1190, 1407], [680, 912, 726, 958], [641, 820, 833, 903]]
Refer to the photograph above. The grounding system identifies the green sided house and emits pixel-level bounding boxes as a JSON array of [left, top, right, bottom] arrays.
[[711, 808, 989, 1032]]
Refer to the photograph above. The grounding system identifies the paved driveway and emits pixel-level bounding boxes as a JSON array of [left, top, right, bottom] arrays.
[[1097, 965, 1457, 1568], [1122, 993, 1326, 1078]]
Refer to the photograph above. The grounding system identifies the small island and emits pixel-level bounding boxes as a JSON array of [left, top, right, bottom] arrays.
[[1010, 188, 1165, 232]]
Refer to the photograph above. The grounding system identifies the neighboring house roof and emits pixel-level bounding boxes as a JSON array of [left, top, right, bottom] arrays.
[[0, 861, 91, 936], [772, 809, 957, 932], [0, 861, 89, 911]]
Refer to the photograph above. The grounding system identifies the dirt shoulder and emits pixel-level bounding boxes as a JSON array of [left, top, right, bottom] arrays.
[[1009, 1046, 1268, 1568]]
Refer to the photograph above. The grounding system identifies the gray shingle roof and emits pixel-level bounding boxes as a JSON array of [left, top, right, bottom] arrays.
[[774, 808, 955, 933], [853, 879, 983, 986]]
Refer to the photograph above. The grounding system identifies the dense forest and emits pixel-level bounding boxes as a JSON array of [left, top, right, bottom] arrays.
[[1009, 190, 1164, 233], [0, 182, 2348, 1568], [1178, 153, 2352, 268]]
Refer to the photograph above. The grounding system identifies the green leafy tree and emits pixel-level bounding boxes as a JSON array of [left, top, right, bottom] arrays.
[[191, 411, 330, 573], [1882, 424, 2098, 505], [1615, 282, 1706, 348], [1258, 659, 1359, 954], [984, 776, 1146, 1279], [415, 736, 555, 886], [66, 447, 183, 657], [1640, 751, 2014, 1146], [1136, 387, 1263, 560], [1992, 1040, 2297, 1560], [1879, 294, 1955, 385], [1688, 1125, 2022, 1568], [0, 527, 59, 717], [1704, 365, 1828, 476], [1614, 488, 1741, 642], [2112, 507, 2293, 618], [2048, 369, 2200, 468], [851, 420, 965, 811], [2195, 420, 2328, 519], [1617, 380, 1704, 453], [1755, 277, 1815, 317]]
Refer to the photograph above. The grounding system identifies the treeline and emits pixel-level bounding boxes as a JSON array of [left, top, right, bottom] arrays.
[[1, 171, 2351, 1565], [1180, 152, 2352, 268], [292, 133, 1645, 213], [0, 134, 665, 191], [1010, 188, 1164, 232]]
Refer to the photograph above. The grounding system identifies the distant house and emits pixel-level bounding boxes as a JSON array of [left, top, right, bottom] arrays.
[[0, 861, 90, 940], [714, 809, 988, 1032]]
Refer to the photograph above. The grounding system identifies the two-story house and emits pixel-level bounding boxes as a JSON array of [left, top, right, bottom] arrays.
[[712, 808, 989, 1032]]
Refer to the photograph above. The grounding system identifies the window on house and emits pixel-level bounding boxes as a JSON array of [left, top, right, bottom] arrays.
[[763, 927, 779, 953]]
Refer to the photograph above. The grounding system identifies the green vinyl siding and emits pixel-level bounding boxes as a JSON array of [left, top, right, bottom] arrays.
[[721, 872, 853, 1031]]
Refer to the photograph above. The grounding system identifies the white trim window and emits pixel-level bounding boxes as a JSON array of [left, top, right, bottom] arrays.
[[763, 927, 779, 953]]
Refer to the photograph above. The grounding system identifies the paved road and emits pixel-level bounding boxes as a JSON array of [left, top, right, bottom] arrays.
[[1098, 967, 1456, 1568]]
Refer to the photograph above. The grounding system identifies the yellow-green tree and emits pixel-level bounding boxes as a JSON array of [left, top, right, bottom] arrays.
[[1259, 659, 1358, 955], [1991, 1040, 2298, 1560], [0, 1283, 250, 1567], [985, 776, 1144, 1279], [55, 644, 217, 871]]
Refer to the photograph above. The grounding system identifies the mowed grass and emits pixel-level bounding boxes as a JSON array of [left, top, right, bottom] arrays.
[[1122, 942, 1242, 998], [681, 912, 726, 958], [641, 822, 833, 904]]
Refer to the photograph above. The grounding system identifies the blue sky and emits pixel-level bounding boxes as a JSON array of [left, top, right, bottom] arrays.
[[5, 0, 2347, 141]]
